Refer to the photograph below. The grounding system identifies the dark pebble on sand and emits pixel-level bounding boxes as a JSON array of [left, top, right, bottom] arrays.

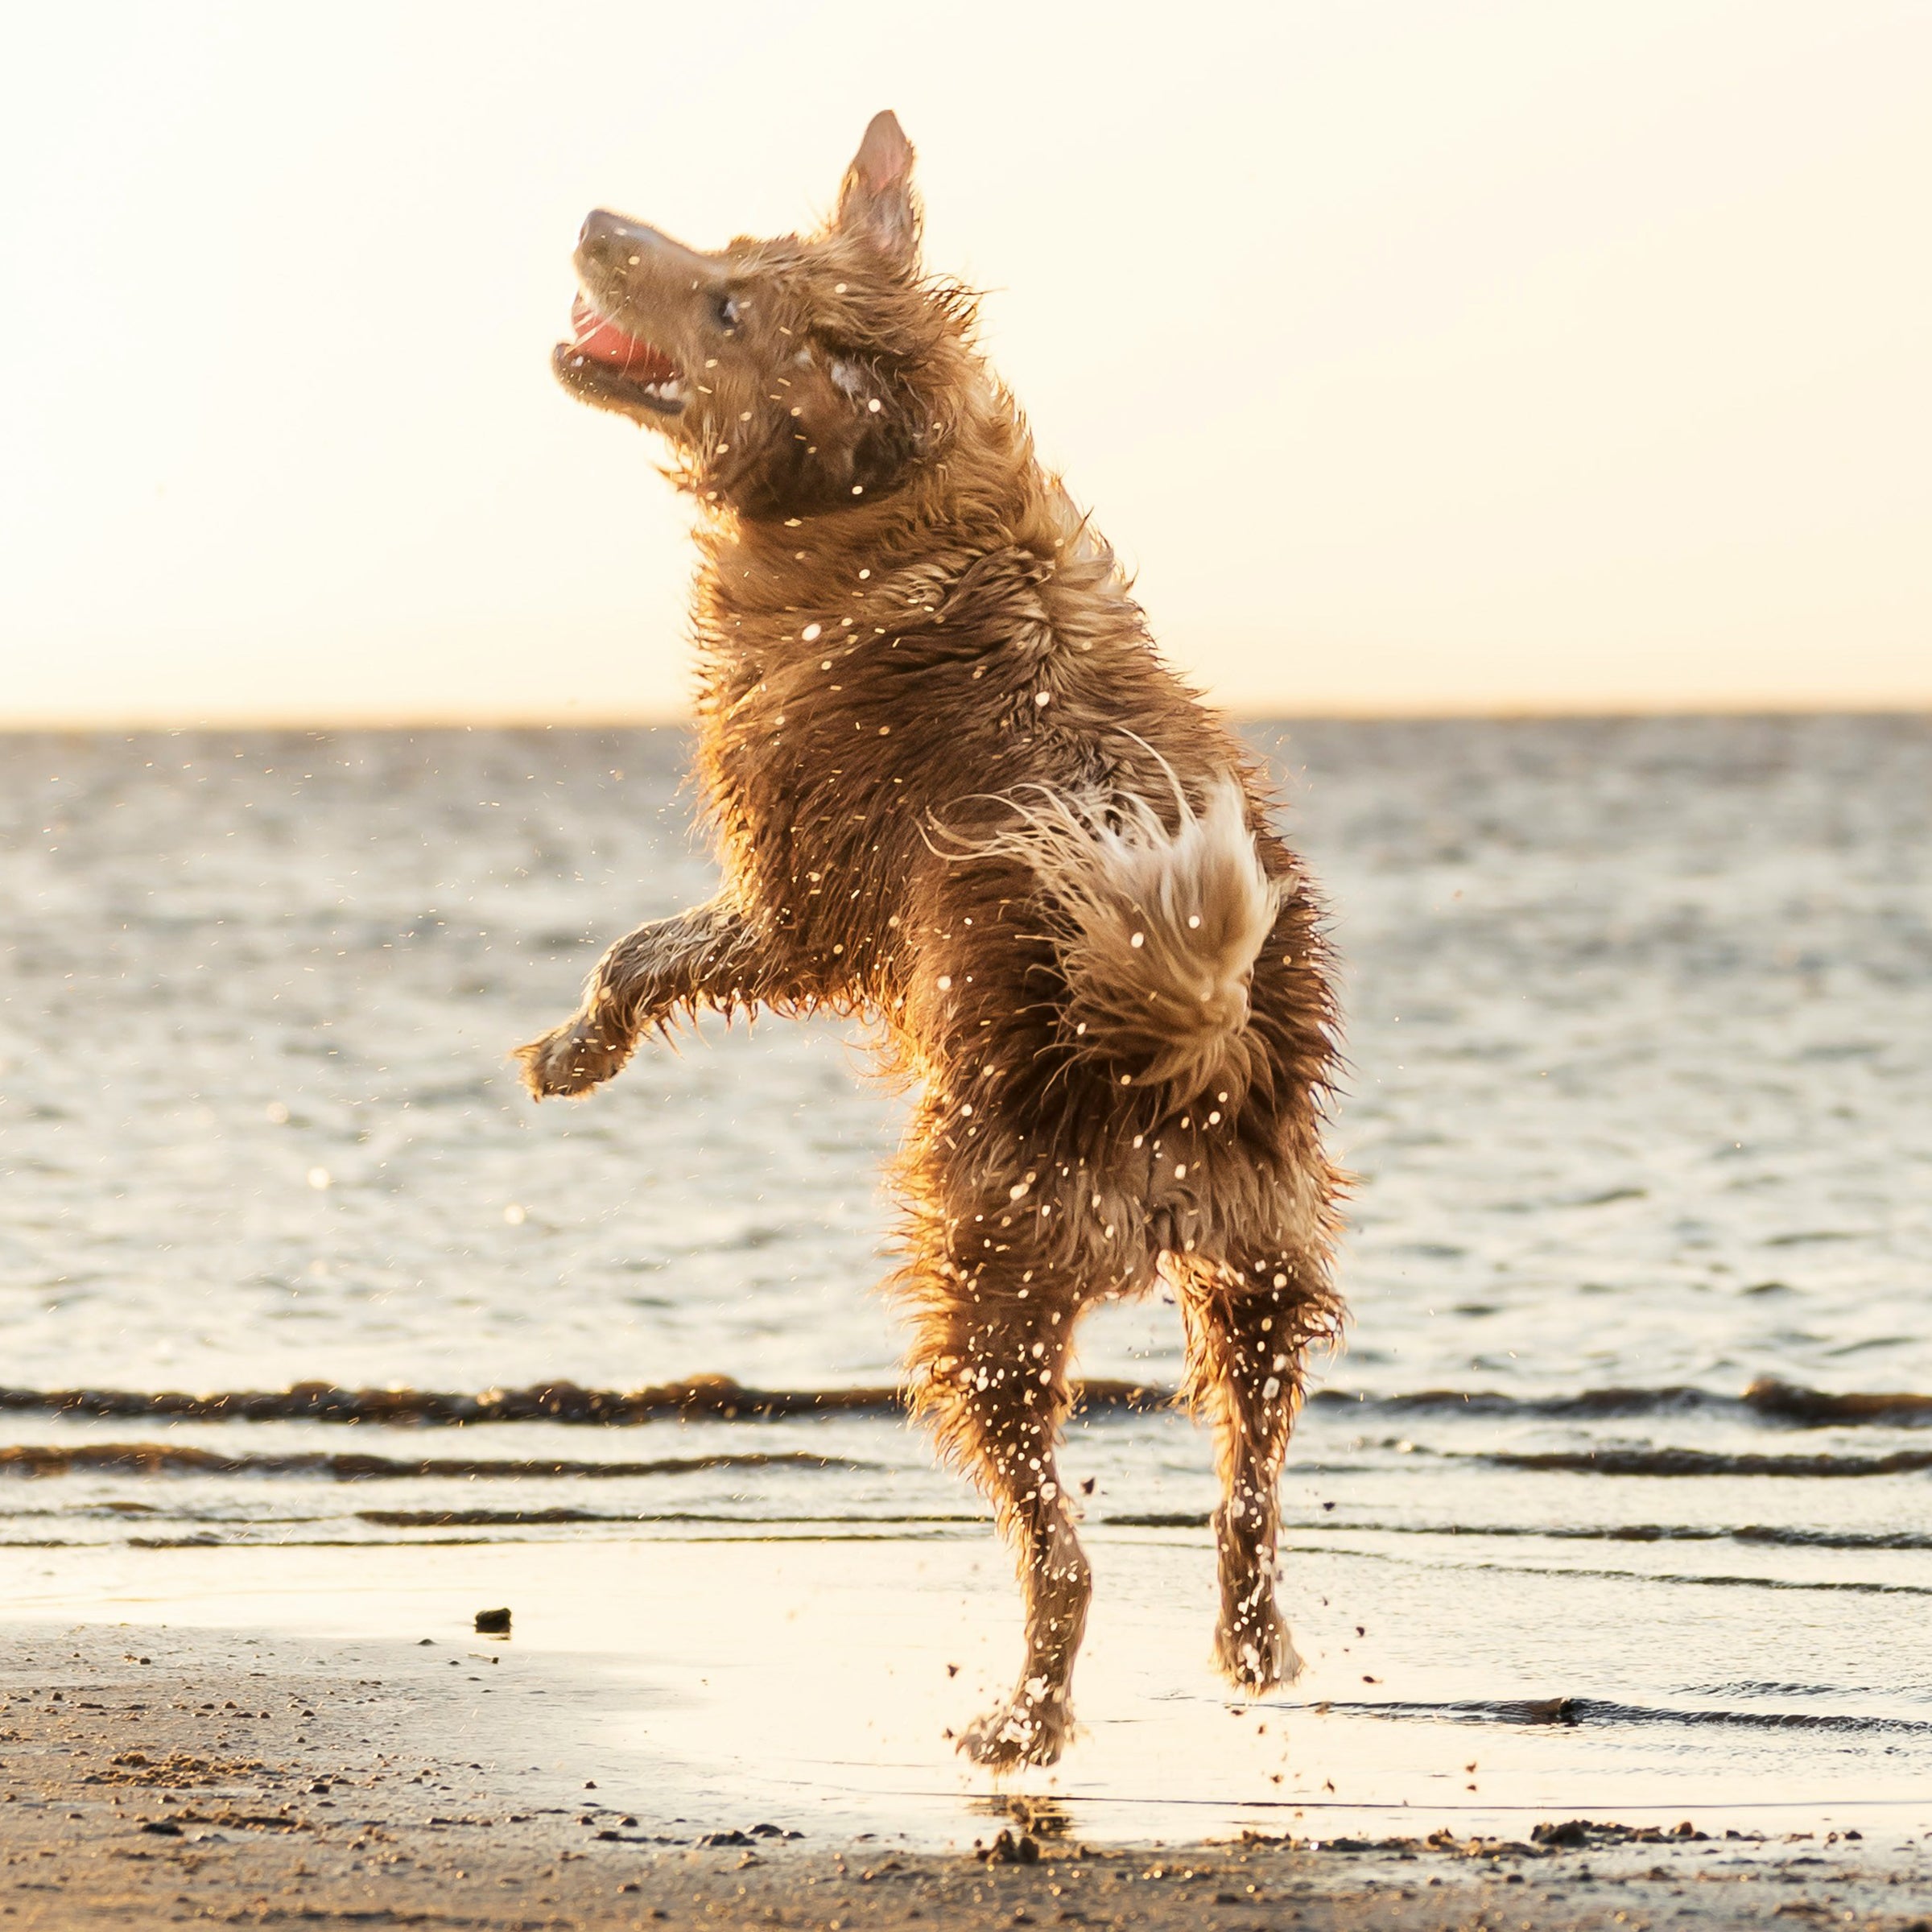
[[474, 1607, 512, 1634], [1532, 1819, 1592, 1847]]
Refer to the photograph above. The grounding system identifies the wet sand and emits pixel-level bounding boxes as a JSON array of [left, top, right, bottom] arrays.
[[4, 1624, 1930, 1930], [9, 1532, 1932, 1844]]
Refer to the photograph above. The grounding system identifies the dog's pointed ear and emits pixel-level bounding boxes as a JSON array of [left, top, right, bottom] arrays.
[[836, 110, 919, 265]]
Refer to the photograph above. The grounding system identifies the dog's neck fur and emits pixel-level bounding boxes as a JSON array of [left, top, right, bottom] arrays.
[[696, 361, 1119, 643], [698, 412, 1155, 778]]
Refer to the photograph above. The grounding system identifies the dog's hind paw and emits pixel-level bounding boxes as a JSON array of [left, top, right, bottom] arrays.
[[513, 1012, 633, 1100], [1212, 1601, 1303, 1695], [957, 1689, 1072, 1770]]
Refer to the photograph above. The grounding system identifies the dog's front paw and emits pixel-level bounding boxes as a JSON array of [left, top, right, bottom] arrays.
[[956, 1685, 1072, 1770], [1212, 1596, 1302, 1694], [513, 1012, 633, 1100]]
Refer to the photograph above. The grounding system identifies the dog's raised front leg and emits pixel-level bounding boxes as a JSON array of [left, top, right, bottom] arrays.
[[515, 894, 777, 1099]]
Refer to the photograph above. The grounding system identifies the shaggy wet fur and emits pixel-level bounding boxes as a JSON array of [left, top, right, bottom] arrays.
[[516, 113, 1346, 1768]]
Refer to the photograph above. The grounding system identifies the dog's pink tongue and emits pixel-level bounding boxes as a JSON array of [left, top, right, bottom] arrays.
[[568, 295, 675, 380]]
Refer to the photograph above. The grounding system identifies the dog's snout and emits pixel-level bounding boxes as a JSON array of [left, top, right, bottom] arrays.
[[574, 210, 722, 288], [577, 208, 642, 266]]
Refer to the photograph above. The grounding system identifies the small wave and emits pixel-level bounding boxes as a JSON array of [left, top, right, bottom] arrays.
[[0, 1375, 1166, 1426], [1742, 1377, 1932, 1424], [1309, 1695, 1932, 1735], [1484, 1447, 1932, 1478], [6, 1374, 1926, 1431], [1269, 1541, 1932, 1596], [1729, 1524, 1932, 1549], [1358, 1521, 1932, 1551], [358, 1507, 632, 1526], [0, 1444, 869, 1480], [1688, 1680, 1878, 1699], [1310, 1386, 1719, 1419], [1310, 1377, 1932, 1426], [1531, 1567, 1932, 1597], [354, 1509, 985, 1530]]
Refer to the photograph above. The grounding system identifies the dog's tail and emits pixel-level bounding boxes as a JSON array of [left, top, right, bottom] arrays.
[[962, 772, 1286, 1102]]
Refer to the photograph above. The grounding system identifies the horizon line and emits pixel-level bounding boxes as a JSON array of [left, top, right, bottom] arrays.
[[2, 697, 1930, 735]]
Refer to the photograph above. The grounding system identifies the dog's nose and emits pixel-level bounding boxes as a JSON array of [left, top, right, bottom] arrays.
[[577, 208, 645, 266], [576, 210, 722, 287]]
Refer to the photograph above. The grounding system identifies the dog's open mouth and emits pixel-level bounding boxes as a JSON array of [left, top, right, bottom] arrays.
[[558, 295, 687, 414]]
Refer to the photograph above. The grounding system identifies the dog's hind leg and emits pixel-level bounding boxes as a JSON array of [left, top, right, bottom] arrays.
[[899, 1191, 1096, 1768], [1173, 1242, 1338, 1693], [939, 1290, 1089, 1770]]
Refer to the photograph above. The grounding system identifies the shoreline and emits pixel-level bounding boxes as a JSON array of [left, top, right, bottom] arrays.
[[4, 1624, 1930, 1930], [5, 1534, 1929, 1840]]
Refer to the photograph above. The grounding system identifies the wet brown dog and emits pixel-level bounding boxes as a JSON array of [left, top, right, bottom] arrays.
[[517, 113, 1345, 1768]]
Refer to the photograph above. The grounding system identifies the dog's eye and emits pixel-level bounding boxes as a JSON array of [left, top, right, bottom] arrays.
[[715, 293, 741, 332]]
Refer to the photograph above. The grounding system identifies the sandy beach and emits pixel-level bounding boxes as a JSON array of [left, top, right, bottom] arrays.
[[6, 1619, 1931, 1931]]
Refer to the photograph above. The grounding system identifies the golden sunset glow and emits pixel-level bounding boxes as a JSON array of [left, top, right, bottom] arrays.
[[2, 1, 1927, 722]]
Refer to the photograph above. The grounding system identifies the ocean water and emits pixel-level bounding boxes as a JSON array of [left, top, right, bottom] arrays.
[[3, 717, 1930, 1831]]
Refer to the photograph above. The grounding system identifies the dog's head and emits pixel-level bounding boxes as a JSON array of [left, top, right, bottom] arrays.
[[556, 111, 971, 521]]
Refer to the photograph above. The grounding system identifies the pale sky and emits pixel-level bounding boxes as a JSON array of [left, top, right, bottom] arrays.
[[2, 1, 1927, 723]]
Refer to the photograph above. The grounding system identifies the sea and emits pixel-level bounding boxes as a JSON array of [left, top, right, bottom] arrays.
[[2, 716, 1930, 1841]]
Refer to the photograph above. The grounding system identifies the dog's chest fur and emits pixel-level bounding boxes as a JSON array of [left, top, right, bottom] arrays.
[[687, 526, 1211, 1006]]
